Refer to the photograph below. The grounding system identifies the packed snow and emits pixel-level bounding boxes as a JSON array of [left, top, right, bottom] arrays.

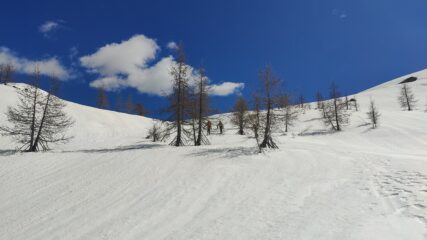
[[1, 69, 427, 240]]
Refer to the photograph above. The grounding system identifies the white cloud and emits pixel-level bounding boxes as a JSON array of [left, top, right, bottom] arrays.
[[39, 21, 59, 33], [81, 35, 159, 76], [0, 47, 72, 80], [166, 41, 178, 50], [208, 82, 245, 96], [81, 34, 244, 96], [332, 9, 348, 19], [81, 35, 172, 95], [39, 20, 64, 38]]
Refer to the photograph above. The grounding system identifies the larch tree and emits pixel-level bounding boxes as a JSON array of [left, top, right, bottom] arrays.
[[147, 121, 164, 142], [96, 87, 109, 109], [114, 94, 124, 112], [321, 82, 349, 131], [398, 84, 417, 111], [298, 94, 305, 109], [194, 67, 210, 146], [28, 79, 74, 151], [247, 93, 262, 152], [258, 66, 281, 149], [231, 96, 248, 135], [316, 91, 324, 110], [126, 94, 135, 114], [165, 43, 192, 146], [278, 94, 298, 133], [0, 67, 42, 151], [367, 99, 380, 129], [134, 103, 147, 116], [345, 95, 350, 110], [0, 64, 14, 85], [352, 96, 359, 111]]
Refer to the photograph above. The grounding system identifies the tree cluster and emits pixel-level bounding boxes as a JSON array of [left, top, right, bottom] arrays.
[[0, 64, 14, 85], [161, 44, 211, 146]]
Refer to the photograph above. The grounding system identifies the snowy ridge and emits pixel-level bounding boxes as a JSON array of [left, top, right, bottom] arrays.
[[0, 70, 427, 240]]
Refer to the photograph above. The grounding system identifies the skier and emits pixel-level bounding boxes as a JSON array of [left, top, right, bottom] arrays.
[[218, 120, 224, 134], [207, 120, 212, 135]]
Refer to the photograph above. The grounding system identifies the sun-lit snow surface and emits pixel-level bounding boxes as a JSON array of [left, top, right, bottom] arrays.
[[1, 69, 427, 240]]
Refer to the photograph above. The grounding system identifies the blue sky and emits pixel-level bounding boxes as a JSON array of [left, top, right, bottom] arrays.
[[1, 0, 427, 117]]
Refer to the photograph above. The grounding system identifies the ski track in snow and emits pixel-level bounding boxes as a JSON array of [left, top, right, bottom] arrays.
[[1, 69, 427, 239]]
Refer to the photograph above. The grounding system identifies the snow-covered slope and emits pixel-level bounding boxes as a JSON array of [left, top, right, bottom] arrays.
[[0, 83, 153, 150], [0, 70, 426, 240]]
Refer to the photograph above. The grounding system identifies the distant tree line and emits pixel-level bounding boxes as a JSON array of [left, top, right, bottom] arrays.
[[1, 44, 424, 153]]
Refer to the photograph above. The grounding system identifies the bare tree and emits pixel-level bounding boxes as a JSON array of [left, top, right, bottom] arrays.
[[278, 94, 298, 132], [194, 67, 210, 146], [352, 96, 359, 111], [0, 70, 73, 151], [97, 87, 109, 109], [114, 94, 124, 112], [321, 82, 349, 131], [398, 84, 416, 111], [28, 79, 74, 151], [0, 68, 42, 150], [126, 94, 135, 114], [316, 91, 327, 118], [298, 94, 305, 109], [345, 95, 350, 110], [231, 96, 248, 135], [316, 91, 324, 109], [367, 99, 380, 128], [164, 44, 192, 146], [147, 121, 164, 142], [0, 64, 14, 85], [134, 103, 147, 116], [258, 66, 281, 149], [247, 94, 262, 152]]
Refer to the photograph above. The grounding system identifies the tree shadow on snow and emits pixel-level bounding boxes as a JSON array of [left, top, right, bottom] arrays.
[[0, 149, 17, 156], [298, 129, 336, 136], [64, 143, 164, 154], [303, 117, 324, 123], [356, 122, 371, 128], [187, 146, 257, 159]]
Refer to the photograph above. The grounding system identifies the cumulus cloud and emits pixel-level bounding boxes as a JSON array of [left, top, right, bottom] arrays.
[[0, 47, 72, 80], [81, 34, 244, 96], [81, 35, 172, 95], [166, 41, 178, 50], [208, 82, 245, 96]]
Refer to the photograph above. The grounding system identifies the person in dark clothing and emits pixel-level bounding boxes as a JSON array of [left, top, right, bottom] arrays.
[[218, 120, 224, 134], [207, 120, 212, 135]]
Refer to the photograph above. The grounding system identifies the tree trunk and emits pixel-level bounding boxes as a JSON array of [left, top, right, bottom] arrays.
[[334, 98, 340, 131], [31, 93, 51, 152], [404, 86, 412, 111], [175, 76, 182, 146], [29, 87, 39, 150]]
